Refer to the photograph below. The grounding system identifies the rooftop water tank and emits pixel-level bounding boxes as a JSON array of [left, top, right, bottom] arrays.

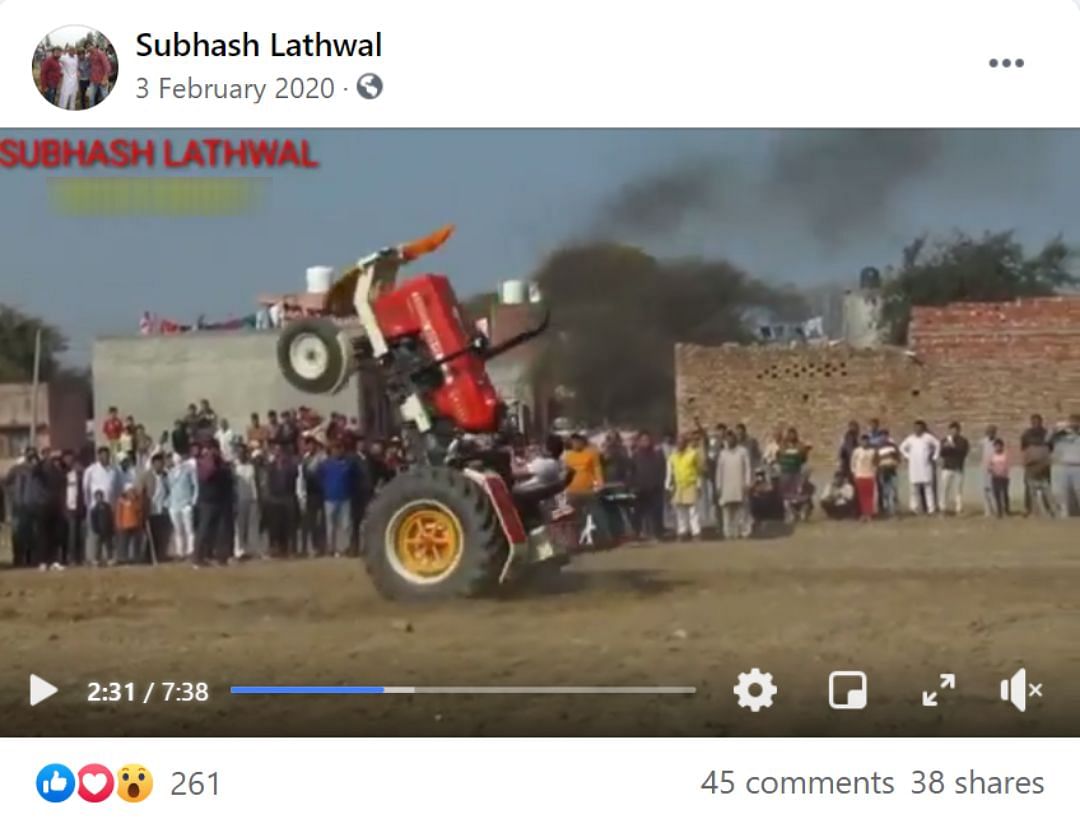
[[501, 279, 526, 305], [306, 265, 335, 294]]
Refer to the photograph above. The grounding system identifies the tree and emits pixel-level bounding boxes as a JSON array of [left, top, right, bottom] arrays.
[[530, 243, 804, 430], [0, 305, 68, 383], [882, 231, 1077, 343]]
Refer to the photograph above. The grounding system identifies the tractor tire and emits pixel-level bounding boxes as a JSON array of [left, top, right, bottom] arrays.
[[362, 466, 509, 601], [276, 318, 354, 395]]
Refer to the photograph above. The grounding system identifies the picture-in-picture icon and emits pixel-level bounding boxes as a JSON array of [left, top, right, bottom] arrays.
[[829, 671, 868, 711]]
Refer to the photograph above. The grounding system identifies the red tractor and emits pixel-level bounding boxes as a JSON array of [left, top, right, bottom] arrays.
[[276, 226, 575, 600]]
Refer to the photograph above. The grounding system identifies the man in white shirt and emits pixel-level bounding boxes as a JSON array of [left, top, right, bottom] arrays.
[[58, 47, 79, 110], [900, 420, 940, 515], [82, 446, 120, 564], [216, 418, 242, 462], [233, 445, 260, 557], [83, 446, 119, 508]]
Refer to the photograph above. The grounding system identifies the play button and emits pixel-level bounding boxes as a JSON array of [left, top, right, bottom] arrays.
[[29, 674, 58, 706]]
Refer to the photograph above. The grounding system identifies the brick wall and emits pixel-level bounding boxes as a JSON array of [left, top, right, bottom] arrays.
[[675, 297, 1080, 458]]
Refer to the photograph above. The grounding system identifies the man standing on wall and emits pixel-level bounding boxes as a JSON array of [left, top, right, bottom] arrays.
[[938, 422, 970, 516], [102, 407, 124, 458], [900, 420, 940, 515]]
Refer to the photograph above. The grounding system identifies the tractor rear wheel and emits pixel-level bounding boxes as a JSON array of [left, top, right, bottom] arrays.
[[362, 467, 509, 600], [277, 317, 354, 395]]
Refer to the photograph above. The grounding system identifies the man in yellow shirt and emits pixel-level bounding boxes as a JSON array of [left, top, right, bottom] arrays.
[[562, 433, 607, 547], [563, 433, 602, 497], [666, 434, 702, 540]]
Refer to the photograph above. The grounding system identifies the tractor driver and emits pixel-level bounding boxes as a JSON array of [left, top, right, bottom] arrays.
[[513, 435, 566, 492]]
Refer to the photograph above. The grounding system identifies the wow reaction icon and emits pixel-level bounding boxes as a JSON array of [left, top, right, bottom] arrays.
[[116, 764, 154, 803]]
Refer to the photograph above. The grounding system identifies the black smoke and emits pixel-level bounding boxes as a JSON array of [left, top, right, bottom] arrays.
[[592, 130, 1050, 251]]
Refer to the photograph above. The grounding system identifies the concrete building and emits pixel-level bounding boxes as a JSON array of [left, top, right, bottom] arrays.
[[840, 266, 886, 348], [0, 380, 91, 471], [481, 299, 551, 436], [92, 330, 360, 444]]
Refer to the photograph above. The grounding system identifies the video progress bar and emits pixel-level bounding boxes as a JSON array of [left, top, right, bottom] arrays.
[[230, 685, 696, 695]]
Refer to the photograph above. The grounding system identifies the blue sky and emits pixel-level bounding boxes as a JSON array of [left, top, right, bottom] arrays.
[[2, 129, 1079, 361]]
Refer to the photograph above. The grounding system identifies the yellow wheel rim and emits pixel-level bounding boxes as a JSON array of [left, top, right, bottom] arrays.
[[390, 503, 464, 582]]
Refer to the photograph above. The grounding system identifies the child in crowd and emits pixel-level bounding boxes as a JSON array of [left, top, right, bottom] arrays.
[[791, 471, 816, 522], [875, 432, 902, 517], [88, 489, 115, 567], [820, 471, 856, 520], [114, 486, 144, 563], [850, 434, 878, 522], [989, 438, 1011, 518]]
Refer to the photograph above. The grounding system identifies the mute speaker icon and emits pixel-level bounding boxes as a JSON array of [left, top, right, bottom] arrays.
[[999, 668, 1042, 713]]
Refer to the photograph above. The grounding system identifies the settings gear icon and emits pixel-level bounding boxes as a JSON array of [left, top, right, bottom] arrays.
[[733, 668, 777, 712]]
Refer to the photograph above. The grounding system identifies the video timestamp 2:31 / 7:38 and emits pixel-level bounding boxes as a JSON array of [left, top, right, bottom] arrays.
[[86, 681, 211, 704]]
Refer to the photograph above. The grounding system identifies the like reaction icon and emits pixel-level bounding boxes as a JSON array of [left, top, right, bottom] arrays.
[[36, 763, 76, 803], [78, 763, 115, 803]]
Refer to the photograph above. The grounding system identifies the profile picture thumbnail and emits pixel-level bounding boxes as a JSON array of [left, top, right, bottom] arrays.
[[32, 26, 118, 111]]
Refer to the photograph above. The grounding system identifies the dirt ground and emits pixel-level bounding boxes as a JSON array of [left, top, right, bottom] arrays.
[[1, 516, 1077, 737]]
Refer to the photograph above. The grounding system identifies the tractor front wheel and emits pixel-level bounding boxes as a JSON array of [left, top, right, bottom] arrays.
[[276, 317, 354, 395], [362, 467, 509, 600]]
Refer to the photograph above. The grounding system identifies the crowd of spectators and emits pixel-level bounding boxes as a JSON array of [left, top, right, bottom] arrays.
[[2, 399, 404, 570], [4, 404, 1077, 570]]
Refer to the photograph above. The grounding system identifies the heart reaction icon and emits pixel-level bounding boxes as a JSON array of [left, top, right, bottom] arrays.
[[77, 763, 115, 803]]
